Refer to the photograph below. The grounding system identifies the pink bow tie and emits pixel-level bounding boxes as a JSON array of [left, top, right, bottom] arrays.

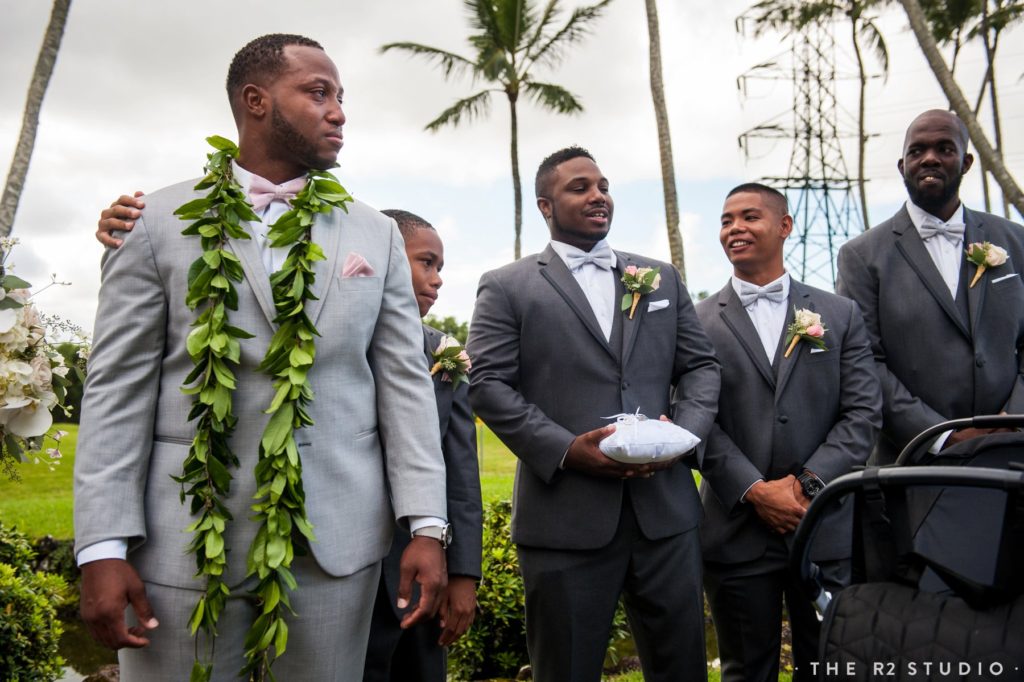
[[247, 175, 306, 212]]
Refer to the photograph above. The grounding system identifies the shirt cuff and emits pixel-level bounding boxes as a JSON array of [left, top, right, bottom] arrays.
[[76, 539, 128, 566], [929, 430, 953, 454], [408, 516, 447, 533], [740, 479, 764, 503]]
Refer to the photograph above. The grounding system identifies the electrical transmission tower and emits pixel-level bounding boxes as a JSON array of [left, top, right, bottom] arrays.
[[737, 18, 864, 290]]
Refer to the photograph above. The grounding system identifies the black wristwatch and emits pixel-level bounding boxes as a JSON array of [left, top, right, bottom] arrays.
[[798, 471, 825, 499]]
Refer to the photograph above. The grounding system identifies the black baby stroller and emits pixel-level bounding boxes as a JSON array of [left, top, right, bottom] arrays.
[[790, 416, 1024, 681]]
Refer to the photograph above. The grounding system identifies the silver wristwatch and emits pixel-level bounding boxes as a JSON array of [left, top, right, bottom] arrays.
[[411, 523, 452, 549]]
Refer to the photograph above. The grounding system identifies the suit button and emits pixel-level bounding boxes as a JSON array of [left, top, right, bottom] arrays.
[[976, 355, 985, 367], [621, 382, 629, 389], [778, 415, 789, 424]]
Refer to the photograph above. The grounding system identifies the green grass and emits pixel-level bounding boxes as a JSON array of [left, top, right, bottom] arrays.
[[0, 424, 77, 539]]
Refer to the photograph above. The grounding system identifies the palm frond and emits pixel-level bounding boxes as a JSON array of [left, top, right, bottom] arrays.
[[522, 81, 583, 115], [525, 0, 612, 69], [380, 42, 477, 81], [860, 18, 889, 79], [424, 89, 495, 132], [523, 0, 561, 56]]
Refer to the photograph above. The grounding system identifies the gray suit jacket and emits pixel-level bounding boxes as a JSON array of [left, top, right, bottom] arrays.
[[379, 325, 482, 618], [696, 280, 881, 564], [74, 178, 447, 588], [836, 206, 1024, 463], [467, 245, 720, 550]]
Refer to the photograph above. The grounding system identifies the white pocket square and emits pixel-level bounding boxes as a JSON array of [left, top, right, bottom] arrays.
[[648, 299, 670, 312], [992, 273, 1018, 284], [810, 347, 827, 354]]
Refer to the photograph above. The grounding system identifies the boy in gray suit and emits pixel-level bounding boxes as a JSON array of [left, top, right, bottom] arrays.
[[468, 146, 720, 682], [837, 109, 1024, 464], [696, 184, 880, 682]]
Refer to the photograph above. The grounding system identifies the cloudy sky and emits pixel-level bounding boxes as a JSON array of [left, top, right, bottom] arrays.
[[1, 0, 1022, 335]]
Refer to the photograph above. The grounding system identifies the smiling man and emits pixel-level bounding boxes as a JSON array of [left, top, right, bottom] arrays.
[[696, 183, 880, 682], [467, 146, 720, 682], [837, 109, 1024, 464], [74, 34, 448, 681]]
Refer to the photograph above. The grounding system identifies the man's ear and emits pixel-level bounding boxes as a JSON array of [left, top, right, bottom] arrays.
[[242, 84, 268, 118], [537, 197, 552, 222], [897, 158, 905, 176], [961, 152, 974, 175], [779, 214, 794, 240]]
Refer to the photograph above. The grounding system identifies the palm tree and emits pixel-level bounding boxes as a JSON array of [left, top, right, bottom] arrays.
[[382, 0, 612, 260], [741, 0, 888, 229], [644, 0, 685, 281], [898, 0, 1024, 217], [1, 0, 71, 239]]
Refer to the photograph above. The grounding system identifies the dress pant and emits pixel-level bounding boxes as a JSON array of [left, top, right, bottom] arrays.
[[518, 490, 707, 682], [363, 572, 445, 682], [119, 552, 380, 682]]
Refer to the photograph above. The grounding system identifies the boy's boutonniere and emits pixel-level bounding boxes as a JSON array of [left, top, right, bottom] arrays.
[[431, 335, 472, 387], [966, 241, 1008, 288], [784, 308, 827, 358], [621, 265, 661, 319]]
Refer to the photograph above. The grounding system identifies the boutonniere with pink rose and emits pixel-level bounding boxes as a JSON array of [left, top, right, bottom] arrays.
[[966, 241, 1008, 288], [430, 335, 472, 388], [621, 265, 661, 319], [784, 307, 827, 358]]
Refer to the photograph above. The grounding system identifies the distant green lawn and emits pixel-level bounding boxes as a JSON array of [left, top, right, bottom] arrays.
[[0, 424, 78, 539]]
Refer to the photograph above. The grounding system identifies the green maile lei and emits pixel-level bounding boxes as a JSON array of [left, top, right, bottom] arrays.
[[174, 135, 352, 681]]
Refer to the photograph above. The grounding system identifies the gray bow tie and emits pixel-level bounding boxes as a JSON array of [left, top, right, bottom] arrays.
[[565, 244, 613, 271], [737, 281, 785, 307], [919, 218, 965, 244]]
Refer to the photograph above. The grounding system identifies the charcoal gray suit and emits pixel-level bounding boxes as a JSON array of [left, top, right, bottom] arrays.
[[468, 245, 720, 682], [836, 205, 1024, 464], [696, 279, 880, 682], [74, 179, 447, 681], [364, 324, 482, 682]]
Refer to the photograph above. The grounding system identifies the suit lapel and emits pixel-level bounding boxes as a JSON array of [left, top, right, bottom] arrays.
[[306, 207, 343, 327], [717, 284, 776, 390], [229, 226, 277, 330], [538, 245, 616, 360], [774, 281, 812, 401], [618, 252, 645, 369], [964, 208, 988, 336], [892, 208, 971, 339]]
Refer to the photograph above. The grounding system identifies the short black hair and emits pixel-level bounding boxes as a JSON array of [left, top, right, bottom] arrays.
[[535, 146, 596, 198], [381, 208, 435, 241], [726, 182, 789, 216], [226, 34, 323, 118]]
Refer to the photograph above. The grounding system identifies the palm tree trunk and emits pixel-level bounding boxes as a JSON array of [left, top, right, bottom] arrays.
[[0, 0, 71, 238], [851, 15, 870, 230], [898, 0, 1024, 219], [644, 0, 685, 282], [509, 94, 522, 261]]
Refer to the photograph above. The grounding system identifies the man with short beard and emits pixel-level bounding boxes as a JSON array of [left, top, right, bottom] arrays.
[[836, 109, 1024, 464]]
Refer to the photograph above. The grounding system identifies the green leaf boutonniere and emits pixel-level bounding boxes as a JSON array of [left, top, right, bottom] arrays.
[[966, 241, 1008, 288], [620, 265, 662, 319], [784, 307, 827, 358], [430, 335, 472, 388]]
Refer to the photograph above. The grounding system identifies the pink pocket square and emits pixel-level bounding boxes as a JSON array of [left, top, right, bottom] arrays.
[[341, 252, 376, 278]]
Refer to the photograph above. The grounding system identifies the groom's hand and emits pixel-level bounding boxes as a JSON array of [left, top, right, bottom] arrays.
[[80, 559, 158, 649], [564, 425, 665, 478], [96, 191, 145, 248], [397, 537, 447, 630]]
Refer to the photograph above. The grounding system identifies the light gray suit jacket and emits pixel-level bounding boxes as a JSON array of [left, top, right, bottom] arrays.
[[696, 280, 881, 564], [836, 206, 1024, 463], [467, 245, 720, 550], [74, 178, 447, 589]]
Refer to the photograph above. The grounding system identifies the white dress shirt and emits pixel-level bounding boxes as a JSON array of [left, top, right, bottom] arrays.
[[549, 239, 617, 341], [906, 199, 966, 298], [732, 272, 791, 364], [78, 165, 444, 566]]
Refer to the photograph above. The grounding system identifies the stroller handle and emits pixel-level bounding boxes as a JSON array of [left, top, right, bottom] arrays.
[[894, 414, 1024, 466]]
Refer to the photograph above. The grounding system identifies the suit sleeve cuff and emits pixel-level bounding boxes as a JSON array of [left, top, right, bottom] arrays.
[[929, 430, 953, 454], [408, 516, 447, 533], [77, 539, 128, 566], [740, 479, 764, 503]]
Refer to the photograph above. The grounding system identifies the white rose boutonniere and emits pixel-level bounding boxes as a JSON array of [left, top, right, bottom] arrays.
[[430, 335, 472, 388], [784, 307, 827, 358], [620, 265, 662, 320], [966, 241, 1009, 288]]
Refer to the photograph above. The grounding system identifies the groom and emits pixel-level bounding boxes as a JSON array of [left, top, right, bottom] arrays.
[[74, 34, 448, 681], [467, 146, 720, 682]]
